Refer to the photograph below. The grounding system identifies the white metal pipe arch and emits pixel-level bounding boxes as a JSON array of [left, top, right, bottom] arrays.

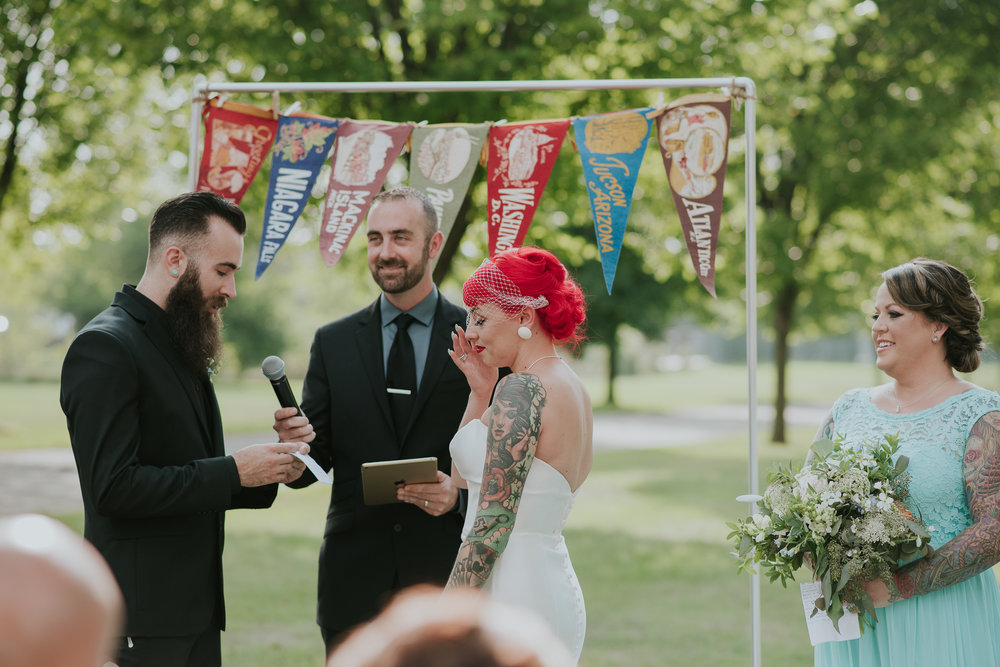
[[188, 76, 762, 667]]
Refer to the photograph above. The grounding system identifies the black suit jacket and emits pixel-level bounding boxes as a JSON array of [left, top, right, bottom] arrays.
[[291, 292, 469, 633], [60, 286, 277, 637]]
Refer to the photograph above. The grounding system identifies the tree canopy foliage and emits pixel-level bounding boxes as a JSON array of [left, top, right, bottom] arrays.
[[2, 0, 999, 428]]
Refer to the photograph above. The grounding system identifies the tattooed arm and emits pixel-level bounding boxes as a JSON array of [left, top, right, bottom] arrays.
[[447, 373, 545, 588], [875, 411, 1000, 605]]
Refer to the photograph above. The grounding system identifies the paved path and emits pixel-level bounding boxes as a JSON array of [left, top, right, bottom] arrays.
[[0, 405, 826, 517]]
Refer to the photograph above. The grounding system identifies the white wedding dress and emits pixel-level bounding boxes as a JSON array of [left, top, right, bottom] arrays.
[[450, 419, 586, 661]]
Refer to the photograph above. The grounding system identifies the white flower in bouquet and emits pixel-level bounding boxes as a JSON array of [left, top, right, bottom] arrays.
[[745, 513, 773, 543], [763, 483, 794, 516], [793, 470, 827, 499], [834, 467, 870, 500], [804, 502, 838, 536], [857, 514, 895, 544]]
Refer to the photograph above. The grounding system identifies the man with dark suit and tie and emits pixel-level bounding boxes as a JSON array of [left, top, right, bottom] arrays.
[[273, 186, 481, 655], [60, 191, 309, 667]]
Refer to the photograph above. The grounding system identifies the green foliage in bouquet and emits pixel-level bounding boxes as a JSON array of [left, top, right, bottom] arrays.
[[728, 433, 934, 631]]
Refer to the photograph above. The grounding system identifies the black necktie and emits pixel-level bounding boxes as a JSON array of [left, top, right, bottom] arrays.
[[386, 313, 417, 436]]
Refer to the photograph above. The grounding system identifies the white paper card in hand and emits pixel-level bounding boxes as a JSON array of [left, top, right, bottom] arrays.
[[800, 581, 861, 645], [290, 451, 332, 484]]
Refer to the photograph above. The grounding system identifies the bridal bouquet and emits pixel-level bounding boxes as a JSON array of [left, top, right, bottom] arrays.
[[728, 433, 933, 631]]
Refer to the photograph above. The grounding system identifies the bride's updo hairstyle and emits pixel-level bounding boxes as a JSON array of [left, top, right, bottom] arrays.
[[882, 257, 984, 373], [463, 246, 587, 347]]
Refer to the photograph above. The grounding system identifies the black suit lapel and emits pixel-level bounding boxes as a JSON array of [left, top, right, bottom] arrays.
[[409, 298, 456, 427], [354, 301, 394, 434], [202, 376, 225, 456]]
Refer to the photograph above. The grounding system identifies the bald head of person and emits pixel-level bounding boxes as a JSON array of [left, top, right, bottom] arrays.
[[327, 585, 575, 667], [0, 514, 123, 667]]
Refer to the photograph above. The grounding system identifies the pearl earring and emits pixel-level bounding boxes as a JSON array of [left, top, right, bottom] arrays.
[[517, 326, 532, 340], [932, 335, 939, 343], [171, 269, 179, 277]]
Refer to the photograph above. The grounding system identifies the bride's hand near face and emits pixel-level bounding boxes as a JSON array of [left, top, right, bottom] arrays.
[[450, 325, 497, 428], [449, 325, 498, 401]]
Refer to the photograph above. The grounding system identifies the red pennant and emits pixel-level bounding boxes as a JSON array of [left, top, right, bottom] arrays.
[[486, 120, 570, 256], [196, 99, 278, 204], [319, 121, 414, 267]]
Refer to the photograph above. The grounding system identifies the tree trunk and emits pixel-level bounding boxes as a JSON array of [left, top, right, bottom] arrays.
[[431, 194, 474, 285], [605, 325, 619, 407], [0, 3, 50, 221], [771, 281, 799, 443], [0, 57, 31, 220]]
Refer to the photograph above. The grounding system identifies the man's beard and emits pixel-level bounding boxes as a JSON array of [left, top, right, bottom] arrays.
[[371, 243, 431, 294], [164, 268, 225, 377]]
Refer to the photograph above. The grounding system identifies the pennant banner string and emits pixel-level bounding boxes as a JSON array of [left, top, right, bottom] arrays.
[[191, 90, 740, 301]]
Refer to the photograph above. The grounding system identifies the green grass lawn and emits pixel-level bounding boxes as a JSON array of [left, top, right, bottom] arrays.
[[55, 429, 819, 667], [0, 360, 891, 451], [222, 429, 822, 666], [21, 360, 1000, 664], [0, 378, 285, 452], [586, 360, 881, 412], [10, 360, 999, 451]]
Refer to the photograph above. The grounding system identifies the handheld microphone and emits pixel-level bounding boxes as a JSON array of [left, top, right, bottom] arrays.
[[261, 355, 302, 416]]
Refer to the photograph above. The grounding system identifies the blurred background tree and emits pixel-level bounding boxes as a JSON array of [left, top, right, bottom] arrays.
[[1, 0, 998, 433]]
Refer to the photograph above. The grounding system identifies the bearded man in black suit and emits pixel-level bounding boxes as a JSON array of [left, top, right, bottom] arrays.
[[61, 191, 309, 667]]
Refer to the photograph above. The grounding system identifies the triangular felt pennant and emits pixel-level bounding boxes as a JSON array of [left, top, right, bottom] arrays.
[[573, 107, 655, 294], [197, 99, 278, 204], [319, 121, 414, 267], [408, 123, 488, 247], [486, 120, 570, 256], [255, 113, 341, 280], [655, 94, 732, 298]]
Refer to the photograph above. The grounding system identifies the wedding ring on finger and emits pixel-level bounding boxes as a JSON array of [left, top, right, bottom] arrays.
[[458, 353, 468, 361]]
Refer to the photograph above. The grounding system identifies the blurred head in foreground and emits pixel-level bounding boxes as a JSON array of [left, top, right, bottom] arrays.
[[0, 514, 123, 667], [327, 585, 575, 667]]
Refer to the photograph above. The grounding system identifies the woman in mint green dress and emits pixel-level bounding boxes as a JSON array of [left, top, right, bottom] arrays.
[[814, 258, 1000, 667]]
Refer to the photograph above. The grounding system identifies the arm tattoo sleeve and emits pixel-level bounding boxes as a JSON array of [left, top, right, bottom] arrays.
[[889, 411, 1000, 602], [447, 373, 545, 588]]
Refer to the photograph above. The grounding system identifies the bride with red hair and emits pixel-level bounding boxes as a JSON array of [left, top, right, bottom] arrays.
[[444, 245, 591, 661]]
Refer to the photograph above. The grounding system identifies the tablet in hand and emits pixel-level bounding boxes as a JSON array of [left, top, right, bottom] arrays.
[[360, 457, 438, 505]]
